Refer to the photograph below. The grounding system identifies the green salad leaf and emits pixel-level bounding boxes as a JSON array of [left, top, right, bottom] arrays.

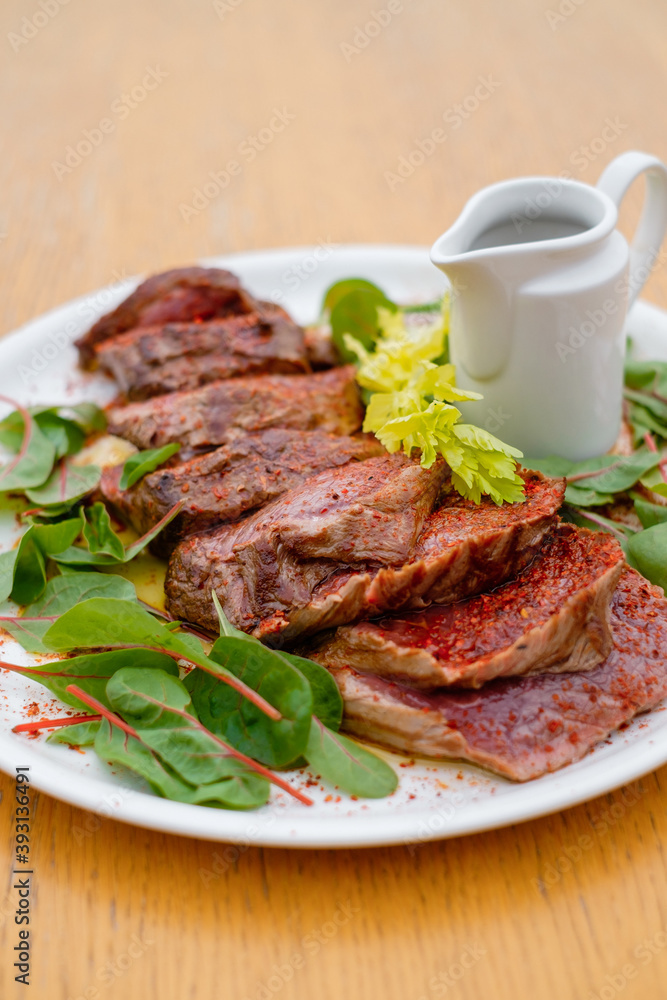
[[53, 500, 184, 566], [0, 572, 137, 653], [7, 648, 179, 711], [0, 515, 84, 605], [24, 462, 100, 509], [186, 636, 313, 767], [305, 718, 398, 798], [0, 401, 106, 496], [119, 443, 181, 491]]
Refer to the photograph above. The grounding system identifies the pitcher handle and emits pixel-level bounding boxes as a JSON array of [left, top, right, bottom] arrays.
[[597, 151, 667, 308]]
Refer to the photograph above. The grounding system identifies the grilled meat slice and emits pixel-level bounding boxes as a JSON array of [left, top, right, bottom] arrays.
[[95, 309, 309, 399], [77, 267, 261, 368], [100, 430, 386, 557], [165, 467, 564, 640], [106, 366, 363, 450], [326, 568, 667, 781], [309, 525, 624, 688]]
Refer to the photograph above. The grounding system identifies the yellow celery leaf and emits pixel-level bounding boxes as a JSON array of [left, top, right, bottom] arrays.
[[453, 423, 523, 458], [344, 290, 523, 505], [415, 366, 484, 403]]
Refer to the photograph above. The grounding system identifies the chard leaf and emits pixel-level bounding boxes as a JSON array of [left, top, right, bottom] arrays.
[[94, 719, 269, 810], [187, 636, 312, 767], [639, 466, 667, 498], [305, 717, 398, 798], [14, 647, 178, 710], [624, 386, 667, 423], [42, 597, 271, 716], [0, 573, 137, 653], [626, 522, 667, 592], [24, 462, 100, 508], [104, 669, 271, 808], [571, 451, 659, 493], [119, 443, 181, 490], [627, 402, 667, 445], [0, 402, 106, 493], [522, 455, 575, 478], [47, 719, 101, 746], [0, 418, 56, 492]]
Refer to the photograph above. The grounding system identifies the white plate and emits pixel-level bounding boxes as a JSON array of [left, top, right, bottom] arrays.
[[0, 245, 666, 850]]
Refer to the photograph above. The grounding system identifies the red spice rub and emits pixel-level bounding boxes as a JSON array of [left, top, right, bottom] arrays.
[[328, 568, 667, 780], [312, 524, 624, 687]]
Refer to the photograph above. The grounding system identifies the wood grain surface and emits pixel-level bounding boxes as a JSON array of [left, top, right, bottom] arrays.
[[1, 1, 667, 997]]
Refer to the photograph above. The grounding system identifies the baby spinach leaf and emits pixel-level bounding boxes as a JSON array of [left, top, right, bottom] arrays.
[[625, 358, 667, 398], [119, 443, 181, 490], [52, 500, 184, 566], [24, 462, 100, 508], [305, 718, 398, 798], [626, 522, 667, 592], [323, 278, 390, 315], [82, 502, 126, 559], [281, 652, 343, 731], [209, 593, 342, 731], [0, 515, 84, 606], [563, 484, 615, 507], [0, 573, 137, 653], [187, 636, 313, 767], [330, 288, 398, 363], [633, 496, 667, 529], [47, 719, 101, 747]]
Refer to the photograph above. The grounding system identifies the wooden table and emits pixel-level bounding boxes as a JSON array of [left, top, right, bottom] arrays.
[[2, 0, 667, 996]]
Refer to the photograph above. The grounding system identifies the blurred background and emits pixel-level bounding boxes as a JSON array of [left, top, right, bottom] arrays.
[[2, 2, 667, 999], [2, 0, 667, 334]]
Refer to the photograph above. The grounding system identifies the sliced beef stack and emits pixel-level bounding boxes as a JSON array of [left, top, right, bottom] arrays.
[[164, 450, 665, 781], [81, 267, 667, 782], [101, 429, 385, 557], [164, 460, 564, 639], [84, 267, 370, 552], [95, 308, 309, 399]]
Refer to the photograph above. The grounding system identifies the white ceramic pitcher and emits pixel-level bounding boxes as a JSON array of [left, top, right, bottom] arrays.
[[430, 151, 667, 459]]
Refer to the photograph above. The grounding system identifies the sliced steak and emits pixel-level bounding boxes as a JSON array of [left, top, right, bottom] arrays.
[[77, 267, 262, 368], [310, 525, 624, 687], [328, 568, 667, 781], [101, 430, 386, 557], [165, 467, 564, 640], [106, 366, 363, 450], [95, 309, 309, 399]]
